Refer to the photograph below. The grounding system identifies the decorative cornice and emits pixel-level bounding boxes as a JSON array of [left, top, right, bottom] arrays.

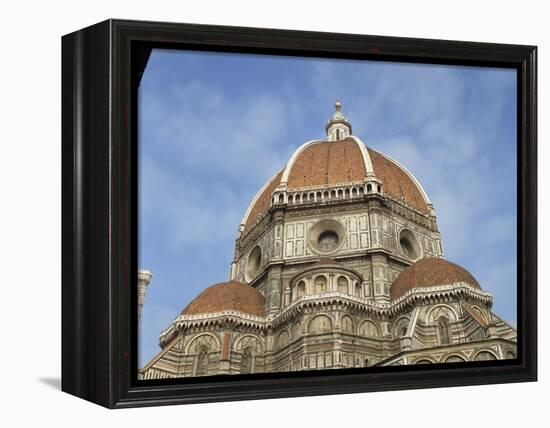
[[349, 136, 374, 175], [241, 184, 436, 245], [391, 282, 493, 312], [158, 283, 493, 346]]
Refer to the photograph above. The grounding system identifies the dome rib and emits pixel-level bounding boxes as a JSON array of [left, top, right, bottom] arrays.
[[280, 139, 323, 185], [349, 136, 374, 174], [367, 148, 430, 213], [372, 149, 431, 205], [240, 169, 284, 233]]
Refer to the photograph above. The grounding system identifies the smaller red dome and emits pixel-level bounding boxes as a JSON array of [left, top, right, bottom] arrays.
[[391, 258, 481, 300], [181, 281, 265, 317]]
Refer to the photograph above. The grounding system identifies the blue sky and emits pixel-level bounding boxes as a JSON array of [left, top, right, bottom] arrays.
[[138, 49, 517, 367]]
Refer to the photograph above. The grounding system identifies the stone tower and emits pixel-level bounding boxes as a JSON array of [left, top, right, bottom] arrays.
[[138, 269, 153, 320]]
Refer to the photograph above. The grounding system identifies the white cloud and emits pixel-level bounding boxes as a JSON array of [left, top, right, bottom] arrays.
[[141, 80, 291, 181], [140, 79, 298, 252]]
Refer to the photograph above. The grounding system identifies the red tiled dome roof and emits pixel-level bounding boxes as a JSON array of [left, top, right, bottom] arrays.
[[181, 281, 265, 317], [242, 170, 284, 233], [391, 258, 481, 300], [242, 138, 430, 234], [366, 147, 428, 213], [286, 138, 367, 188]]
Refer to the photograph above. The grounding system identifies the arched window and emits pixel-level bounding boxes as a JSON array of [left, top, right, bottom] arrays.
[[330, 190, 336, 198], [377, 185, 381, 193], [336, 129, 340, 140], [296, 280, 306, 299], [295, 194, 301, 203], [359, 320, 380, 338], [288, 195, 293, 203], [309, 315, 332, 333], [394, 318, 409, 338], [276, 330, 290, 350], [316, 191, 322, 200], [341, 316, 354, 333], [355, 282, 362, 297], [314, 275, 327, 294], [318, 230, 339, 251], [240, 347, 253, 374], [337, 189, 343, 198], [367, 184, 372, 192], [437, 317, 451, 345], [278, 194, 284, 203], [352, 188, 358, 197], [303, 193, 308, 202], [323, 191, 329, 199], [195, 347, 209, 376], [337, 276, 348, 293], [345, 188, 350, 198]]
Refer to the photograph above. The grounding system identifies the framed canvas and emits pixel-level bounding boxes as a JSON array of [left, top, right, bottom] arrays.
[[61, 19, 537, 408]]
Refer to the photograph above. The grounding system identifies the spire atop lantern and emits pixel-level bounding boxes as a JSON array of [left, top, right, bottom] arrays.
[[326, 100, 352, 141]]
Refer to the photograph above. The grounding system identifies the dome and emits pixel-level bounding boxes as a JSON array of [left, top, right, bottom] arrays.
[[286, 138, 367, 188], [241, 137, 430, 233], [391, 258, 482, 300], [181, 281, 265, 317]]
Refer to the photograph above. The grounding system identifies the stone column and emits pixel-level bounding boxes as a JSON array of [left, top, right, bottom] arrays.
[[368, 206, 383, 249], [283, 286, 291, 307], [266, 265, 283, 317], [329, 273, 336, 292], [137, 269, 152, 320]]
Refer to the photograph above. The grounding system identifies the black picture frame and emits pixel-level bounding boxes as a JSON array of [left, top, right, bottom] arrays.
[[61, 19, 537, 408]]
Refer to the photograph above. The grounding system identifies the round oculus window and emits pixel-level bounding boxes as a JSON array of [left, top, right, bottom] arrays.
[[398, 228, 422, 260], [318, 230, 339, 252], [245, 246, 262, 282], [308, 219, 346, 255]]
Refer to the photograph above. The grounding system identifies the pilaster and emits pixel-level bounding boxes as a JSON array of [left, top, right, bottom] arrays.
[[371, 253, 390, 304]]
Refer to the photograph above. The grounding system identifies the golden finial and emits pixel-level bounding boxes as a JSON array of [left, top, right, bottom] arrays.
[[335, 99, 342, 111]]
